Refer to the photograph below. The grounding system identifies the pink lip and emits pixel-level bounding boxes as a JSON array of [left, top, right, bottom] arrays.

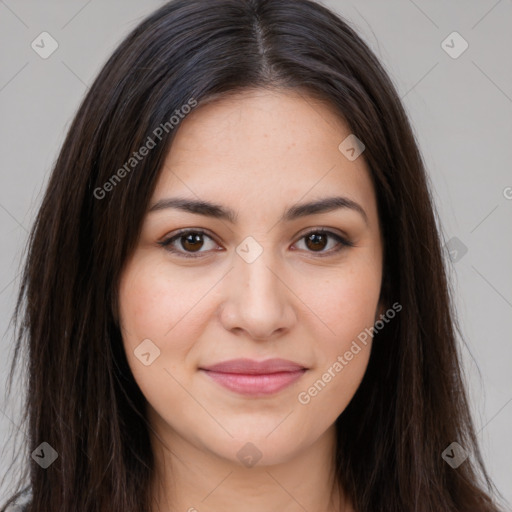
[[199, 358, 307, 396]]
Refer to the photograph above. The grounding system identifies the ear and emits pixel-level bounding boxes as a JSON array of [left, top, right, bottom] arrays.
[[375, 266, 390, 322], [111, 293, 120, 328], [375, 300, 386, 323]]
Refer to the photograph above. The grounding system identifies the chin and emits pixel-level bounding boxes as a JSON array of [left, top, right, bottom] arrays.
[[201, 428, 312, 468]]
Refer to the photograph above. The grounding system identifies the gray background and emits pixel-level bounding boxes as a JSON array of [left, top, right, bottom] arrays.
[[1, 0, 511, 507]]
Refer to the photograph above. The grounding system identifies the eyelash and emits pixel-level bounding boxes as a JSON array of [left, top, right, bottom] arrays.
[[158, 228, 354, 259]]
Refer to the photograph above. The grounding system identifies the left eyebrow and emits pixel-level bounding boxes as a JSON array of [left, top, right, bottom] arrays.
[[147, 195, 368, 226], [281, 195, 368, 225]]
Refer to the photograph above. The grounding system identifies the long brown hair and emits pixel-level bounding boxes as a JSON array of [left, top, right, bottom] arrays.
[[1, 0, 506, 510]]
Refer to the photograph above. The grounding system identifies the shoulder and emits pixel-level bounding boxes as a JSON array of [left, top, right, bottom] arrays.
[[2, 487, 32, 512]]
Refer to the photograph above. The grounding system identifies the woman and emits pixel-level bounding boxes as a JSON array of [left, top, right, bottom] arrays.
[[1, 0, 506, 510]]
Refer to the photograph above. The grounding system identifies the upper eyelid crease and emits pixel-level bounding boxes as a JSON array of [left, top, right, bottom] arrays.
[[148, 196, 368, 226]]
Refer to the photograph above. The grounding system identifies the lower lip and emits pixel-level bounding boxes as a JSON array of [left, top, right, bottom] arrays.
[[200, 369, 307, 396]]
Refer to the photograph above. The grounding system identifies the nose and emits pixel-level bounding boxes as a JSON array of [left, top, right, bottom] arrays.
[[218, 249, 297, 341]]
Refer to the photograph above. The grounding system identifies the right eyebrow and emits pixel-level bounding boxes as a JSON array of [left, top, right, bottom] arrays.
[[148, 197, 237, 222]]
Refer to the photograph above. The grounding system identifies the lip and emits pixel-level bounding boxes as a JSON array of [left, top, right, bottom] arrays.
[[199, 358, 308, 396]]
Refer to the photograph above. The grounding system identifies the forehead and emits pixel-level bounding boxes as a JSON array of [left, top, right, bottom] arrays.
[[153, 89, 378, 224]]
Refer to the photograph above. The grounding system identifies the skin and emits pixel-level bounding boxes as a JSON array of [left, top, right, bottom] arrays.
[[118, 88, 385, 512]]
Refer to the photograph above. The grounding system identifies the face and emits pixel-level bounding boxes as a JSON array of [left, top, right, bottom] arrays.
[[118, 89, 384, 467]]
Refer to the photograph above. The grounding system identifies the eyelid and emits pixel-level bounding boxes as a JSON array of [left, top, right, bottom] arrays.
[[296, 226, 352, 244], [158, 228, 220, 259], [292, 227, 355, 257], [158, 227, 354, 259]]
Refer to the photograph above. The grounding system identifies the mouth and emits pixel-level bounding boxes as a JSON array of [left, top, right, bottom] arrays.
[[199, 358, 308, 396]]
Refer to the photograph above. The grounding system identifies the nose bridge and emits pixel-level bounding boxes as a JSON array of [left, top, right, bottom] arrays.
[[237, 241, 282, 309], [220, 238, 295, 339]]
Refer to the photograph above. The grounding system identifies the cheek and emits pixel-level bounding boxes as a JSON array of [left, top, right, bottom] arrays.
[[117, 261, 209, 413], [118, 260, 210, 376], [296, 272, 377, 425], [292, 259, 380, 417], [119, 259, 202, 339], [298, 261, 381, 351]]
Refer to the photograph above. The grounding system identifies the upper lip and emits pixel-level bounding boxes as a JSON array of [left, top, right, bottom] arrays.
[[200, 358, 307, 374]]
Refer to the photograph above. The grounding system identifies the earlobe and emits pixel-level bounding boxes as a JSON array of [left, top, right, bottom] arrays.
[[375, 271, 390, 322], [375, 302, 386, 323], [111, 294, 120, 327], [375, 288, 389, 323]]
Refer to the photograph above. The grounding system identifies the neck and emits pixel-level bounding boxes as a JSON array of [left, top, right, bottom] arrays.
[[148, 415, 349, 512]]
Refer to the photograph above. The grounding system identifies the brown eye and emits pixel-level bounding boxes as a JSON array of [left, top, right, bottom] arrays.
[[180, 232, 205, 252], [158, 229, 219, 258], [305, 232, 329, 251], [294, 229, 354, 256]]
